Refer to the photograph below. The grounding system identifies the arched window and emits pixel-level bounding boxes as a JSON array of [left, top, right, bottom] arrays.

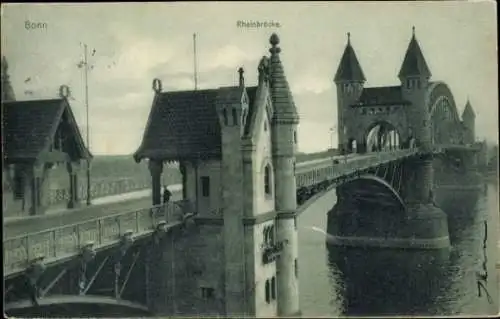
[[264, 164, 272, 195], [264, 120, 268, 131], [271, 276, 276, 300], [232, 108, 238, 126], [269, 225, 274, 245], [293, 130, 297, 144], [265, 280, 270, 303], [223, 109, 228, 126]]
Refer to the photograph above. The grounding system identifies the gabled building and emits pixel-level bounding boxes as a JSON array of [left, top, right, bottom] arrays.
[[134, 34, 300, 317], [2, 56, 91, 217]]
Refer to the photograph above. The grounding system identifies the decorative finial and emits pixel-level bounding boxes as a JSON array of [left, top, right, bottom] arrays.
[[238, 67, 245, 87], [347, 32, 351, 44], [152, 78, 162, 94], [59, 85, 71, 99], [412, 26, 415, 36], [269, 33, 281, 54]]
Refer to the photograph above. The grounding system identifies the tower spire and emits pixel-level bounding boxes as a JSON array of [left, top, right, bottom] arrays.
[[268, 33, 299, 123], [398, 26, 431, 79], [334, 32, 366, 83], [1, 56, 16, 102]]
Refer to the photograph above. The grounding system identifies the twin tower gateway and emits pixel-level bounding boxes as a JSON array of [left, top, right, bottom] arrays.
[[134, 33, 300, 317]]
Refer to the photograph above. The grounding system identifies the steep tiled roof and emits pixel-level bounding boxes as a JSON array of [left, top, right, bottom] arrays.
[[334, 34, 366, 83], [268, 33, 299, 123], [398, 30, 432, 79], [2, 98, 91, 162], [352, 86, 411, 107], [134, 89, 223, 162], [462, 99, 475, 119]]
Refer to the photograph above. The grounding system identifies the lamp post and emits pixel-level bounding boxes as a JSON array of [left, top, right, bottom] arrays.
[[78, 43, 92, 206]]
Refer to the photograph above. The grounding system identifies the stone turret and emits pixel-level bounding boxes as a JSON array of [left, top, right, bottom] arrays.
[[268, 33, 301, 317], [461, 99, 475, 144], [1, 56, 16, 102], [334, 33, 365, 153], [399, 27, 432, 150]]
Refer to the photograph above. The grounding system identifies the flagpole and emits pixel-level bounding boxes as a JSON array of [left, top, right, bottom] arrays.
[[84, 43, 92, 206], [193, 33, 198, 90]]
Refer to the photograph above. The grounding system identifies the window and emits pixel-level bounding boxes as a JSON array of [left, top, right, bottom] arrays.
[[271, 276, 276, 300], [294, 217, 297, 230], [264, 164, 271, 195], [293, 130, 297, 144], [232, 108, 238, 126], [265, 280, 270, 303], [201, 287, 215, 300], [264, 120, 268, 131], [201, 176, 210, 197], [223, 109, 228, 126]]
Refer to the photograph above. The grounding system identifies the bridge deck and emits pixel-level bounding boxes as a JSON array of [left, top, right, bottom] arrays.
[[4, 185, 182, 239]]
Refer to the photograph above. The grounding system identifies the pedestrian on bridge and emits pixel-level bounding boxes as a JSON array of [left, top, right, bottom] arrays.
[[163, 186, 172, 204]]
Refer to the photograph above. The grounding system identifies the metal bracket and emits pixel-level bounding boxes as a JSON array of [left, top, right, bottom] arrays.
[[24, 255, 46, 306], [114, 231, 135, 299], [78, 241, 96, 295]]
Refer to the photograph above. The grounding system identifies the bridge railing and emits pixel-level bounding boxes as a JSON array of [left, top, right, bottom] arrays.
[[296, 149, 418, 188], [3, 199, 194, 278], [48, 177, 151, 205]]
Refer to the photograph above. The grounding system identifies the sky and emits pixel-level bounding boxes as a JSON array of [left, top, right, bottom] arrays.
[[1, 1, 498, 155]]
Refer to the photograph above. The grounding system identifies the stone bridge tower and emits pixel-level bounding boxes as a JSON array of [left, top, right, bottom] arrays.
[[334, 33, 366, 155], [398, 27, 432, 151], [398, 27, 435, 204], [268, 34, 301, 317], [461, 99, 476, 144]]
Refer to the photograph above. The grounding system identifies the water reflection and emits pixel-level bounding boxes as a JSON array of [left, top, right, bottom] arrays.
[[327, 246, 451, 316], [319, 181, 498, 317]]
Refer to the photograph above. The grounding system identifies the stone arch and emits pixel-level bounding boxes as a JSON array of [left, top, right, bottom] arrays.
[[364, 121, 403, 153], [426, 82, 462, 144]]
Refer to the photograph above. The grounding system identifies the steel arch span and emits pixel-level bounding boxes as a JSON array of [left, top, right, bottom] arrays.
[[5, 295, 152, 317], [426, 81, 464, 145], [337, 174, 406, 211]]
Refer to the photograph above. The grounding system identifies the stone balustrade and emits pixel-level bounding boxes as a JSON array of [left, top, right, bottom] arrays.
[[3, 199, 194, 278]]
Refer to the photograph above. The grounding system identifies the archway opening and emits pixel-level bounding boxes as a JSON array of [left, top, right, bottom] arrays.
[[366, 122, 401, 152]]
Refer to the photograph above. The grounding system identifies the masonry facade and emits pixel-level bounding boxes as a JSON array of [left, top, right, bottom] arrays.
[[334, 28, 476, 155], [134, 33, 300, 317]]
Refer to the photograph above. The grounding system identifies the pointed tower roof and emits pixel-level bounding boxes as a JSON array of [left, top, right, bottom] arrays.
[[462, 99, 475, 119], [268, 33, 299, 123], [398, 27, 432, 79], [334, 33, 366, 83], [1, 56, 16, 102]]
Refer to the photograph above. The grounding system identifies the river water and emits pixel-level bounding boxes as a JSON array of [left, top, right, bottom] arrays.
[[298, 178, 499, 317]]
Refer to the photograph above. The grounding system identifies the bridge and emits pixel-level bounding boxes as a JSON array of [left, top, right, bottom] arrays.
[[2, 30, 484, 318]]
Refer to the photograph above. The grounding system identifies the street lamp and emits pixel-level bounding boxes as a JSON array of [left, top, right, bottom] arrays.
[[78, 43, 93, 206]]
